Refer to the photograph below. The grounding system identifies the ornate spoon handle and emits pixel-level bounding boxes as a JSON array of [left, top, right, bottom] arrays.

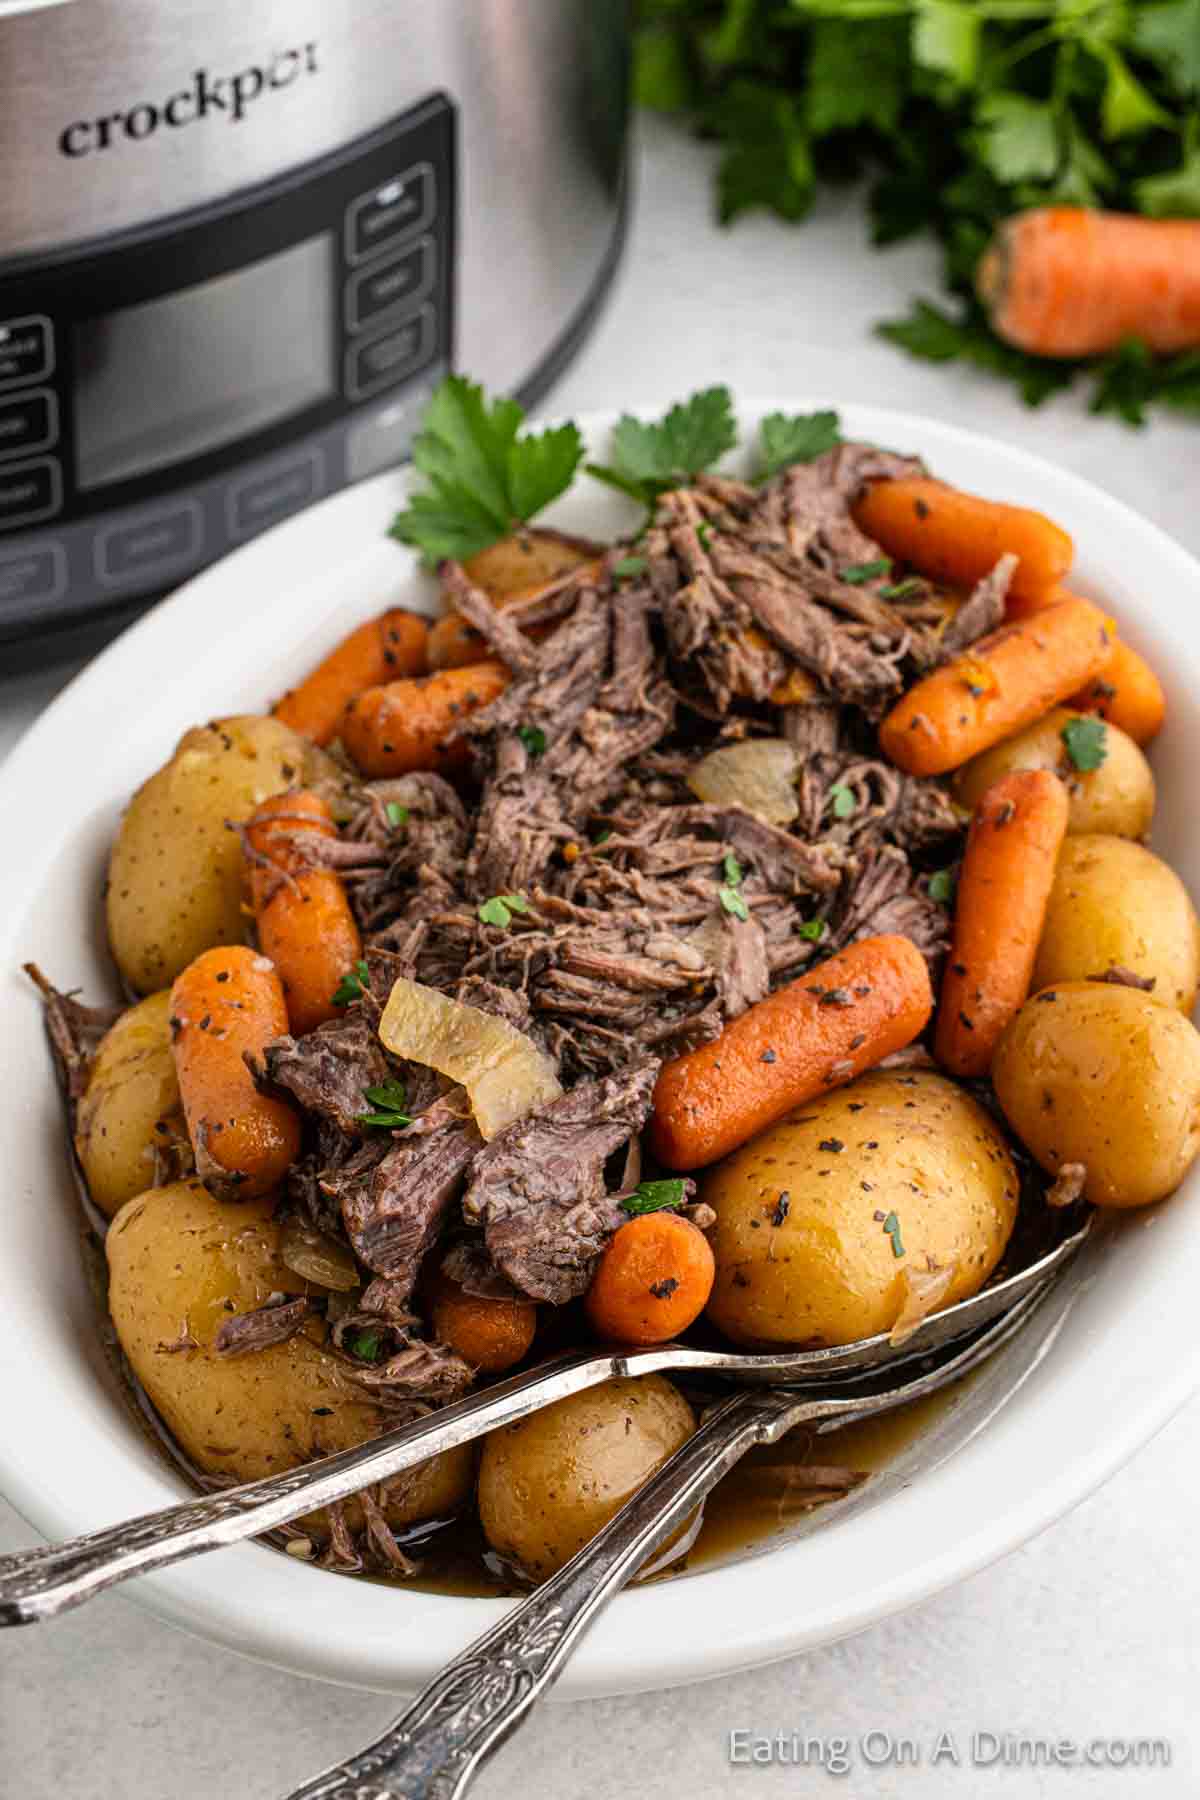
[[0, 1346, 675, 1627], [283, 1391, 784, 1800]]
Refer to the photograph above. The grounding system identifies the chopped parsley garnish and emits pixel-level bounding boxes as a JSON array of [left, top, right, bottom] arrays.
[[588, 387, 738, 510], [517, 723, 547, 757], [357, 1080, 412, 1131], [1061, 715, 1108, 772], [798, 917, 827, 942], [612, 554, 649, 579], [331, 959, 370, 1007], [759, 409, 842, 481], [879, 577, 925, 602], [719, 848, 749, 920], [385, 801, 408, 829], [929, 867, 958, 906], [839, 558, 892, 586], [389, 375, 585, 566], [829, 784, 857, 820], [346, 1327, 385, 1363], [477, 893, 531, 929], [883, 1211, 906, 1258], [621, 1178, 690, 1216], [696, 521, 714, 548]]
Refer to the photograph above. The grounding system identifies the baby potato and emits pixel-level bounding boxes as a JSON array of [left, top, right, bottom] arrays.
[[75, 990, 188, 1218], [477, 1376, 695, 1581], [106, 1181, 472, 1534], [1032, 836, 1200, 1011], [462, 529, 595, 600], [993, 983, 1200, 1209], [703, 1071, 1019, 1349], [106, 714, 309, 994], [953, 707, 1154, 839]]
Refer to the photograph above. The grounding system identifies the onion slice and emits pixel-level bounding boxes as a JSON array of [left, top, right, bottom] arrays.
[[686, 737, 800, 827], [378, 978, 561, 1140]]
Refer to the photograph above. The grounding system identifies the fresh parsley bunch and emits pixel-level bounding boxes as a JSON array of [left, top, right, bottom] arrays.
[[635, 0, 1200, 423]]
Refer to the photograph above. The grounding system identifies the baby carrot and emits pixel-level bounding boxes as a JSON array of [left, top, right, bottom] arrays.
[[169, 946, 301, 1199], [429, 1269, 537, 1373], [273, 608, 428, 745], [878, 595, 1112, 777], [852, 478, 1073, 608], [649, 935, 933, 1172], [339, 660, 508, 777], [244, 791, 362, 1036], [1068, 633, 1166, 747], [585, 1213, 715, 1345], [935, 770, 1070, 1080], [978, 208, 1200, 359]]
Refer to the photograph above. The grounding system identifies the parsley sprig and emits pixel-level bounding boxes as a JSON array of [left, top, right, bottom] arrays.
[[621, 1177, 692, 1216], [331, 959, 370, 1007], [477, 893, 531, 929], [588, 387, 738, 510], [390, 376, 585, 565], [1061, 715, 1108, 772], [718, 849, 750, 921]]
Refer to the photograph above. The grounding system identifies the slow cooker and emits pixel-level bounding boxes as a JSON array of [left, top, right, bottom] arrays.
[[0, 0, 630, 648]]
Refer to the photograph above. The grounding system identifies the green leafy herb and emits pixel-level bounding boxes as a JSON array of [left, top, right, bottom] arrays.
[[346, 1328, 385, 1363], [385, 802, 408, 829], [621, 1177, 690, 1216], [723, 851, 744, 886], [389, 375, 584, 565], [477, 894, 531, 929], [883, 1211, 906, 1258], [331, 959, 370, 1007], [797, 917, 827, 942], [357, 1080, 412, 1131], [696, 520, 714, 548], [588, 387, 738, 510], [636, 2, 1199, 423], [840, 558, 892, 586], [929, 866, 958, 906], [879, 576, 925, 601], [517, 723, 547, 757], [759, 409, 842, 480], [719, 847, 750, 919], [1061, 715, 1109, 772], [829, 784, 857, 820], [613, 554, 650, 580]]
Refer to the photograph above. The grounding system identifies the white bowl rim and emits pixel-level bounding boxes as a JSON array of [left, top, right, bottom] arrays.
[[2, 397, 1199, 1698]]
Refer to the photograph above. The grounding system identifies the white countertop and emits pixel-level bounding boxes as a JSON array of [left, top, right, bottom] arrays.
[[3, 118, 1198, 1797]]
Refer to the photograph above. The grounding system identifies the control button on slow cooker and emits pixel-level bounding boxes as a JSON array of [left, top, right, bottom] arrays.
[[96, 503, 202, 586], [0, 541, 66, 613], [0, 458, 61, 530], [345, 307, 435, 401], [346, 164, 434, 264], [0, 391, 58, 462], [228, 450, 323, 540], [0, 317, 54, 388], [346, 238, 435, 333]]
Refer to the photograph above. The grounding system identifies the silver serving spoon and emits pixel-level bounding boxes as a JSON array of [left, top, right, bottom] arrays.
[[282, 1288, 1051, 1800], [0, 1211, 1090, 1627]]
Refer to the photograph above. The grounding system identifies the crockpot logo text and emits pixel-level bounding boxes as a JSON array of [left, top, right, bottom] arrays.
[[58, 45, 319, 156]]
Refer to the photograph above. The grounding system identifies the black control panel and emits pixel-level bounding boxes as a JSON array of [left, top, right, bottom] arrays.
[[0, 94, 455, 641]]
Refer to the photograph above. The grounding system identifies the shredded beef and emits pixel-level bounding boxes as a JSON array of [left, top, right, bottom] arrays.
[[25, 964, 121, 1102], [215, 1296, 318, 1357], [326, 1112, 483, 1298], [935, 555, 1016, 659], [1046, 1162, 1088, 1208], [262, 1015, 394, 1135], [463, 1060, 658, 1302]]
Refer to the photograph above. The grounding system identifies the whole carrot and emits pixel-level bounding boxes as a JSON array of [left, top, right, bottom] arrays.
[[1068, 633, 1166, 746], [878, 594, 1112, 777], [978, 208, 1200, 359], [273, 608, 428, 745], [649, 935, 933, 1173], [340, 660, 508, 777], [429, 1268, 537, 1373], [935, 770, 1070, 1080], [169, 946, 302, 1199], [244, 791, 362, 1036], [585, 1213, 715, 1345], [852, 478, 1073, 608]]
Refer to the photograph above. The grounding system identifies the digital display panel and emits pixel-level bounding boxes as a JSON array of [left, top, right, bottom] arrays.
[[73, 236, 334, 490]]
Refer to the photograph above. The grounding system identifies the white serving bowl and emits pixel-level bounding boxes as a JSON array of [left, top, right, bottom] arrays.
[[2, 402, 1198, 1698]]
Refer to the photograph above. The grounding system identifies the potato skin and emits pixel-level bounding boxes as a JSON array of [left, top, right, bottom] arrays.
[[993, 983, 1200, 1209], [1032, 836, 1200, 1011], [106, 715, 309, 994], [75, 991, 188, 1218], [703, 1071, 1019, 1349], [953, 706, 1154, 839], [106, 1181, 472, 1533], [477, 1376, 695, 1580]]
